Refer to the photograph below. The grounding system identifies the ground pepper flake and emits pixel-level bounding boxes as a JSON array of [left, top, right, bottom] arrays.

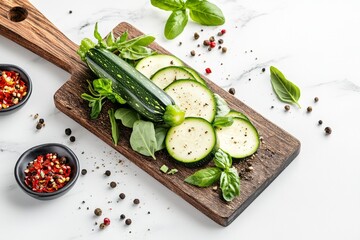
[[24, 153, 71, 193], [0, 70, 28, 110]]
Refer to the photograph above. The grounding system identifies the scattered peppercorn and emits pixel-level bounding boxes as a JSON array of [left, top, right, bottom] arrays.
[[324, 127, 332, 135], [221, 29, 226, 34], [65, 128, 72, 136], [94, 208, 102, 216], [284, 105, 290, 111], [318, 120, 323, 125], [218, 39, 224, 44], [110, 181, 117, 188], [68, 10, 72, 14], [262, 68, 266, 72], [36, 122, 43, 130], [209, 36, 215, 42], [33, 113, 39, 119], [194, 32, 199, 40], [203, 40, 210, 46], [119, 193, 126, 199], [38, 118, 44, 124], [103, 217, 111, 226], [190, 50, 195, 56], [228, 88, 235, 95], [81, 169, 87, 175], [222, 47, 227, 53], [178, 42, 182, 46], [105, 170, 111, 176], [205, 68, 212, 74], [120, 214, 126, 220], [69, 136, 76, 142], [99, 223, 105, 229], [314, 97, 319, 102], [209, 41, 216, 48], [133, 198, 140, 205], [125, 219, 132, 225], [307, 106, 313, 113]]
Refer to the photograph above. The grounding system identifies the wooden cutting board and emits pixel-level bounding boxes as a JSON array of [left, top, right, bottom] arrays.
[[0, 0, 300, 226]]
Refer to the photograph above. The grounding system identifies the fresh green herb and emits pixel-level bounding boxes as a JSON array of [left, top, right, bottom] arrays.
[[214, 93, 230, 117], [80, 93, 105, 119], [185, 167, 222, 187], [92, 78, 126, 104], [130, 120, 158, 159], [185, 149, 241, 201], [108, 108, 119, 145], [155, 127, 168, 151], [151, 0, 225, 40], [160, 164, 169, 173], [165, 10, 188, 40], [212, 116, 233, 127], [167, 168, 178, 175], [114, 108, 140, 128], [270, 66, 301, 108]]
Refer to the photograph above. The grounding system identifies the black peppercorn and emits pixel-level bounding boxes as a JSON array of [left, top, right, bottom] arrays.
[[133, 198, 140, 205], [228, 88, 235, 95], [65, 128, 72, 136], [99, 223, 105, 229], [262, 68, 266, 72], [81, 169, 87, 175], [120, 214, 126, 220], [125, 219, 132, 225], [222, 47, 227, 53], [194, 32, 199, 40], [105, 170, 111, 176], [307, 106, 313, 113], [318, 120, 323, 125], [110, 181, 117, 188], [94, 208, 102, 216], [36, 122, 42, 130], [38, 118, 44, 124], [325, 127, 332, 135], [203, 40, 210, 46], [190, 50, 195, 56], [69, 136, 76, 142], [119, 193, 126, 199], [314, 97, 319, 102], [284, 105, 290, 111]]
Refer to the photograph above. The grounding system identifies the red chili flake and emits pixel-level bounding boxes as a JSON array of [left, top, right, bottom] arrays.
[[205, 68, 212, 74], [221, 29, 226, 34], [209, 41, 216, 48], [0, 70, 28, 110], [24, 152, 72, 193]]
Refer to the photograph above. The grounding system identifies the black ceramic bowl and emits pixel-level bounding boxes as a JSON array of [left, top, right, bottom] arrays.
[[14, 143, 80, 200], [0, 64, 32, 116]]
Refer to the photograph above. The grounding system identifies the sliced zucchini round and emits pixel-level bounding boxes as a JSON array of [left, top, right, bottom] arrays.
[[135, 54, 183, 79], [181, 67, 207, 86], [215, 117, 259, 159], [166, 117, 216, 167], [164, 80, 216, 122], [226, 110, 249, 121], [151, 66, 195, 89]]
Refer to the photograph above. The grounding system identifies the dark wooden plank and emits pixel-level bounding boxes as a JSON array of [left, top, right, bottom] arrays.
[[0, 0, 300, 226]]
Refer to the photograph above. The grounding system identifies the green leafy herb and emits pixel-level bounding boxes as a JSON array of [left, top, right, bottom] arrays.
[[92, 78, 126, 104], [188, 1, 225, 26], [160, 164, 169, 173], [213, 116, 233, 127], [185, 167, 222, 187], [167, 168, 178, 175], [108, 108, 119, 145], [114, 108, 140, 128], [270, 66, 301, 108], [80, 93, 105, 119], [165, 10, 188, 40], [130, 120, 157, 159], [151, 0, 225, 39], [214, 93, 230, 117], [185, 149, 241, 201], [155, 127, 168, 151], [150, 0, 184, 11]]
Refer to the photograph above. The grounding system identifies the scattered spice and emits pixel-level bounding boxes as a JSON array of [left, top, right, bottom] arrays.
[[209, 41, 216, 48], [103, 218, 111, 226], [69, 136, 76, 142], [228, 88, 236, 95], [119, 192, 126, 199], [221, 47, 227, 53], [205, 68, 212, 74], [120, 214, 126, 220], [99, 223, 105, 229], [133, 198, 140, 205], [190, 50, 196, 56], [94, 208, 102, 216], [0, 70, 28, 110], [203, 40, 210, 46], [125, 219, 132, 225], [218, 39, 224, 44], [324, 127, 332, 135], [262, 68, 266, 72], [110, 181, 117, 188], [314, 97, 319, 102], [178, 41, 182, 46], [104, 170, 111, 176], [307, 106, 312, 113], [81, 169, 87, 175], [318, 120, 323, 125], [194, 32, 199, 40], [221, 29, 226, 35], [36, 122, 43, 130], [65, 128, 72, 136], [24, 152, 71, 193], [209, 36, 215, 42], [284, 105, 290, 111], [68, 10, 72, 14]]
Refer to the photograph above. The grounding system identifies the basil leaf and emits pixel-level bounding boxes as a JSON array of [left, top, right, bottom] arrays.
[[220, 167, 240, 202], [214, 149, 232, 170], [81, 93, 105, 119], [108, 108, 119, 145], [118, 35, 155, 48], [164, 10, 188, 40], [213, 116, 233, 127], [94, 22, 106, 47], [130, 120, 157, 159], [116, 30, 128, 43], [151, 0, 185, 11], [188, 1, 225, 26], [114, 108, 140, 128], [120, 45, 155, 60], [185, 167, 222, 187], [155, 127, 168, 151], [214, 93, 230, 117], [270, 66, 301, 108], [106, 31, 115, 47], [185, 0, 206, 8], [93, 78, 126, 104]]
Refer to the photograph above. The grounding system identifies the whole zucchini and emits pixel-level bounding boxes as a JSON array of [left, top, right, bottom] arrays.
[[78, 39, 185, 126]]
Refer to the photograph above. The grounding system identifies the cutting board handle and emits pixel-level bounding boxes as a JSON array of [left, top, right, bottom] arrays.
[[0, 0, 83, 74]]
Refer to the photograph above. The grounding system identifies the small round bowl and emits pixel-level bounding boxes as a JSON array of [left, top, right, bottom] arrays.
[[14, 143, 80, 200], [0, 64, 32, 116]]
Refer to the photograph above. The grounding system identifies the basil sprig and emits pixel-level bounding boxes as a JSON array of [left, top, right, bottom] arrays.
[[270, 66, 301, 108], [185, 149, 241, 201], [151, 0, 225, 39], [108, 108, 119, 145]]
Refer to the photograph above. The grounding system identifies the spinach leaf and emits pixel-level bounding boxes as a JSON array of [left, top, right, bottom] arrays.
[[108, 108, 119, 145], [185, 167, 222, 187], [130, 120, 157, 159], [213, 116, 233, 127], [214, 93, 230, 117], [270, 66, 301, 108], [155, 127, 168, 151], [114, 108, 140, 128], [151, 0, 185, 11], [220, 167, 240, 202], [164, 10, 188, 40], [214, 149, 232, 170], [188, 1, 225, 26]]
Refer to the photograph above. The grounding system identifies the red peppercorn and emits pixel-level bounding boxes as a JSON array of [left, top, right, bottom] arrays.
[[221, 29, 226, 34], [209, 41, 216, 48], [104, 217, 110, 226], [205, 68, 212, 74]]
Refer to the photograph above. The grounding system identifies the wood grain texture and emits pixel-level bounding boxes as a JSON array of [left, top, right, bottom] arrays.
[[0, 0, 300, 226]]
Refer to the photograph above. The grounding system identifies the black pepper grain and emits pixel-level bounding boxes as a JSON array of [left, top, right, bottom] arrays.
[[38, 118, 44, 124], [262, 68, 266, 72], [228, 88, 235, 95], [307, 106, 313, 113], [318, 120, 323, 125], [314, 97, 319, 102], [125, 219, 132, 225], [133, 198, 140, 205], [222, 47, 227, 53], [190, 50, 196, 56], [119, 193, 126, 199], [325, 127, 332, 135], [94, 208, 102, 216], [110, 181, 117, 188], [36, 123, 42, 130], [65, 128, 72, 136], [194, 32, 199, 40], [203, 40, 210, 46], [284, 105, 290, 111], [99, 223, 105, 229], [218, 39, 224, 44], [105, 170, 111, 176], [69, 10, 72, 14], [209, 36, 215, 42], [69, 136, 76, 142], [81, 169, 87, 175], [120, 214, 126, 220]]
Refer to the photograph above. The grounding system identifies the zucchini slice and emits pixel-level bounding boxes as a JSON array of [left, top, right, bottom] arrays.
[[164, 80, 216, 122], [135, 54, 184, 79], [181, 67, 207, 86], [215, 117, 259, 159], [226, 110, 249, 121], [166, 117, 216, 167], [151, 66, 195, 89]]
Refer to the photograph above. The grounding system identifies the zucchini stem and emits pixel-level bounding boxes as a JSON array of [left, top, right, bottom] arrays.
[[163, 105, 185, 127]]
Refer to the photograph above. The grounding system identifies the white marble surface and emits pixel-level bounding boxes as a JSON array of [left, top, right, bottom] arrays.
[[1, 0, 360, 239]]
